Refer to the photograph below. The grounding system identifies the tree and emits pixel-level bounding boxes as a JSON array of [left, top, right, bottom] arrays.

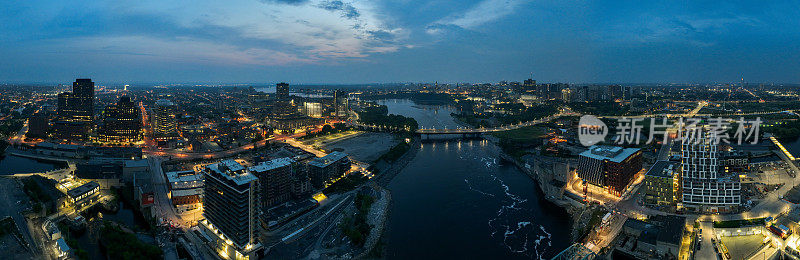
[[321, 124, 333, 134]]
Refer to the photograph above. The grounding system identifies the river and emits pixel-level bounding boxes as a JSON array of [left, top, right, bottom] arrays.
[[379, 99, 571, 259], [0, 155, 64, 175]]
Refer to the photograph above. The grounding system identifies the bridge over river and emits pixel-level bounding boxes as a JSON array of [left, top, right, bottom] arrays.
[[414, 111, 575, 138]]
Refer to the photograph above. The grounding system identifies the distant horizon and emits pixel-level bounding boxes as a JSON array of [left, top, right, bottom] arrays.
[[3, 80, 800, 87]]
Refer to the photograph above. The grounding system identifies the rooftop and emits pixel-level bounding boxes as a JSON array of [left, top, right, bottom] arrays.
[[205, 160, 258, 185], [165, 170, 203, 183], [580, 145, 640, 163], [652, 215, 685, 245], [67, 181, 99, 198], [249, 157, 295, 173], [645, 160, 678, 178], [124, 159, 149, 168], [155, 99, 175, 106], [220, 159, 246, 172], [308, 151, 348, 168]]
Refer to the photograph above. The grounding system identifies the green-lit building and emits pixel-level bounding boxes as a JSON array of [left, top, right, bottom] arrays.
[[643, 161, 680, 206]]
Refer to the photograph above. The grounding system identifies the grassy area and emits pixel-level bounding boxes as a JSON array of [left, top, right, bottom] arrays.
[[21, 176, 60, 214], [100, 222, 162, 260], [58, 221, 89, 260], [323, 174, 368, 194], [299, 123, 350, 141], [0, 140, 8, 157], [375, 141, 411, 163], [764, 120, 800, 140], [572, 101, 633, 117], [340, 194, 375, 247], [492, 126, 546, 160], [0, 217, 14, 237], [578, 207, 608, 242], [490, 125, 546, 143], [358, 104, 419, 132], [713, 217, 766, 228]]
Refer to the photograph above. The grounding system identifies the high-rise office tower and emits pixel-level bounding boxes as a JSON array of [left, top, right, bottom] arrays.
[[201, 160, 262, 259], [680, 128, 741, 213], [248, 158, 297, 209], [98, 96, 141, 143], [71, 78, 95, 122], [276, 82, 290, 100], [153, 99, 179, 140], [53, 78, 96, 140], [334, 90, 348, 118], [26, 112, 50, 139]]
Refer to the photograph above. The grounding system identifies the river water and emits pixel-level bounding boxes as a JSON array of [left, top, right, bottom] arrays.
[[0, 155, 63, 175], [379, 99, 571, 259]]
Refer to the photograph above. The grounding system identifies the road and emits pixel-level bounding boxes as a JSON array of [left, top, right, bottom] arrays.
[[144, 138, 273, 160], [415, 111, 574, 134], [7, 121, 28, 144], [148, 156, 183, 227], [694, 222, 717, 260], [284, 138, 327, 158], [0, 177, 40, 257]]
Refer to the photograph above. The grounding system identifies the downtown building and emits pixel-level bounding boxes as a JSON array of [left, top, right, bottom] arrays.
[[643, 160, 680, 206], [153, 99, 180, 141], [334, 90, 349, 118], [26, 112, 50, 139], [53, 79, 95, 141], [267, 82, 322, 132], [98, 96, 142, 144], [577, 145, 643, 196], [165, 170, 203, 213], [680, 130, 741, 213], [247, 157, 310, 209], [200, 160, 262, 259], [307, 151, 351, 189]]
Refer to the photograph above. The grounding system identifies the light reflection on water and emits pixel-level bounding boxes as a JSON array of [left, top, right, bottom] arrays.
[[382, 99, 570, 259]]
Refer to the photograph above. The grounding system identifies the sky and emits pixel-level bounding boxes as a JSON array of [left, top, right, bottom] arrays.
[[1, 0, 799, 84]]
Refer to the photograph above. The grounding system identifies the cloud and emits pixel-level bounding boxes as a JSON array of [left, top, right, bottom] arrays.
[[260, 0, 310, 5], [2, 0, 406, 66], [602, 14, 762, 46], [318, 0, 360, 19], [58, 35, 315, 65], [428, 0, 530, 33]]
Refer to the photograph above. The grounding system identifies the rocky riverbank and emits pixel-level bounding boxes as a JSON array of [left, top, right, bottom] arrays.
[[356, 184, 391, 259], [372, 138, 420, 188], [497, 151, 590, 243]]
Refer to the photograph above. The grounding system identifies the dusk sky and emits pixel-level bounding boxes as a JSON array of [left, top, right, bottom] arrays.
[[2, 0, 799, 84]]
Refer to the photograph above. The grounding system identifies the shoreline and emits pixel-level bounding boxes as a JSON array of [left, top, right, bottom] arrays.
[[357, 137, 420, 259]]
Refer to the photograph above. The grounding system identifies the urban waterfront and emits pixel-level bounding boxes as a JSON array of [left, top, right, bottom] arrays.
[[378, 99, 571, 259], [0, 155, 63, 175], [3, 2, 800, 258]]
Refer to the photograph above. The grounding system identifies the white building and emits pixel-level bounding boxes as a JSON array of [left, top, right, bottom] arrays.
[[680, 129, 741, 213], [303, 102, 322, 118]]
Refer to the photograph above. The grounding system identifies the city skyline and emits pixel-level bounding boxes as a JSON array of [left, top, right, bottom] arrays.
[[2, 1, 800, 84]]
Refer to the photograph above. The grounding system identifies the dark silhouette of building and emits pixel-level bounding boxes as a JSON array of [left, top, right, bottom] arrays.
[[98, 96, 142, 143], [334, 90, 349, 118], [53, 79, 95, 141], [307, 151, 351, 189], [276, 82, 290, 100], [26, 112, 50, 139]]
